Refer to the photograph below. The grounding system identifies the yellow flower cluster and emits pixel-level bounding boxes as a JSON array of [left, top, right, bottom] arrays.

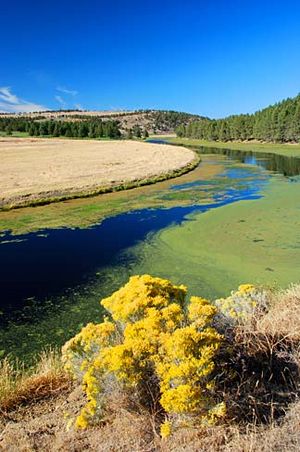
[[62, 275, 225, 435], [160, 420, 172, 438], [101, 274, 187, 323]]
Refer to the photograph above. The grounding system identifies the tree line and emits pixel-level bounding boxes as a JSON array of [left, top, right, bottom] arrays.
[[176, 94, 300, 143], [0, 110, 203, 138], [0, 118, 122, 138]]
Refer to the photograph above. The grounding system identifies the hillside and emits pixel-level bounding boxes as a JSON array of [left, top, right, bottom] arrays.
[[0, 109, 203, 137]]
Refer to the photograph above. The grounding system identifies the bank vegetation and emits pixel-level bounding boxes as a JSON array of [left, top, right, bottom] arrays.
[[1, 276, 300, 451]]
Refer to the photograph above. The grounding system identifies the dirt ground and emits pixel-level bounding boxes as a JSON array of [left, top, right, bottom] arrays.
[[0, 138, 195, 208], [1, 384, 300, 451], [0, 385, 158, 451]]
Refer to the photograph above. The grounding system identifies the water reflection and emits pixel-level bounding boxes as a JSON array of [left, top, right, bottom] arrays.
[[146, 139, 300, 177], [198, 147, 300, 177]]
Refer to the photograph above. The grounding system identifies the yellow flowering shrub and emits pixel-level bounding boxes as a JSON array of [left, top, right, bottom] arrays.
[[62, 320, 117, 376], [62, 275, 225, 435]]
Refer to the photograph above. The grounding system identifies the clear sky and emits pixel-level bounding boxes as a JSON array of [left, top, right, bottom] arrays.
[[1, 0, 300, 117]]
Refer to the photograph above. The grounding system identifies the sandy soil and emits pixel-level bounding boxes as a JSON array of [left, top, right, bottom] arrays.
[[0, 138, 195, 208]]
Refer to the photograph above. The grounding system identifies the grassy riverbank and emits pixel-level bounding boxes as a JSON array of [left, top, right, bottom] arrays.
[[162, 136, 300, 157], [0, 131, 29, 138], [1, 155, 200, 211]]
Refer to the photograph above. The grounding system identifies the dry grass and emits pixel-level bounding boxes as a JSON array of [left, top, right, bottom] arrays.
[[2, 395, 299, 451], [1, 285, 300, 451], [214, 287, 300, 425], [0, 350, 71, 414], [163, 401, 300, 451], [0, 137, 195, 209], [259, 284, 300, 340]]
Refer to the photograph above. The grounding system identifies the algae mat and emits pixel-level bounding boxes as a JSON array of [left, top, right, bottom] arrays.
[[130, 178, 300, 298]]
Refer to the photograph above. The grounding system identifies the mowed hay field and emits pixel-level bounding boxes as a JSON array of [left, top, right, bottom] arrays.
[[0, 138, 196, 209]]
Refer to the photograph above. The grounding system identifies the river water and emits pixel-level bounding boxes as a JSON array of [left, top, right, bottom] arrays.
[[0, 145, 299, 360]]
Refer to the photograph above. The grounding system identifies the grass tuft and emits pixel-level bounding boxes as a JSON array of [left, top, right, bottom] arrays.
[[0, 349, 71, 413]]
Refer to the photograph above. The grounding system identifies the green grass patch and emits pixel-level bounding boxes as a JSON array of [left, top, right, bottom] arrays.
[[0, 131, 29, 138]]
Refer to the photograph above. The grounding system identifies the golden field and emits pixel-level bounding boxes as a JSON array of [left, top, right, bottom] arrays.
[[0, 137, 195, 209]]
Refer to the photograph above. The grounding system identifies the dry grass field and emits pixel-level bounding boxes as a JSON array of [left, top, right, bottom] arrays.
[[0, 137, 196, 209]]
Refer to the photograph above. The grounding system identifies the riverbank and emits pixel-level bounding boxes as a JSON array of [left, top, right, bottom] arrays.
[[161, 136, 300, 157], [0, 154, 225, 236], [0, 138, 198, 210]]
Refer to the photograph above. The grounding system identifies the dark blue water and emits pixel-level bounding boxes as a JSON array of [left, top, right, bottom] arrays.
[[146, 139, 169, 145], [0, 190, 263, 316], [0, 155, 268, 321]]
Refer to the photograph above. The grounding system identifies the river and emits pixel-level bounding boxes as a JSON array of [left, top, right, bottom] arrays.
[[0, 144, 299, 360]]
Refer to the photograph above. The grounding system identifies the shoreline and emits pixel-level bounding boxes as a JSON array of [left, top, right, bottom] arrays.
[[160, 137, 300, 157], [1, 155, 200, 211]]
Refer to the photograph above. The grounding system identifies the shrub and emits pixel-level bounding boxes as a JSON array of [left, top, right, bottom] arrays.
[[62, 275, 225, 436]]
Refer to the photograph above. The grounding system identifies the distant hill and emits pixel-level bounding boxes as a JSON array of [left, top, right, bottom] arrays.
[[0, 109, 205, 136]]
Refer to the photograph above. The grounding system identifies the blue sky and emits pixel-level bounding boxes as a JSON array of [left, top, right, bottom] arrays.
[[1, 0, 300, 117]]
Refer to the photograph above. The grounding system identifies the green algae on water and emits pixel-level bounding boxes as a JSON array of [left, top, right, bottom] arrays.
[[129, 178, 300, 297]]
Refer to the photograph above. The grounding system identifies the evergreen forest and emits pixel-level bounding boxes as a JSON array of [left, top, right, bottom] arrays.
[[176, 94, 300, 142]]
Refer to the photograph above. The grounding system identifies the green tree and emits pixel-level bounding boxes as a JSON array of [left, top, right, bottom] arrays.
[[78, 123, 89, 138]]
